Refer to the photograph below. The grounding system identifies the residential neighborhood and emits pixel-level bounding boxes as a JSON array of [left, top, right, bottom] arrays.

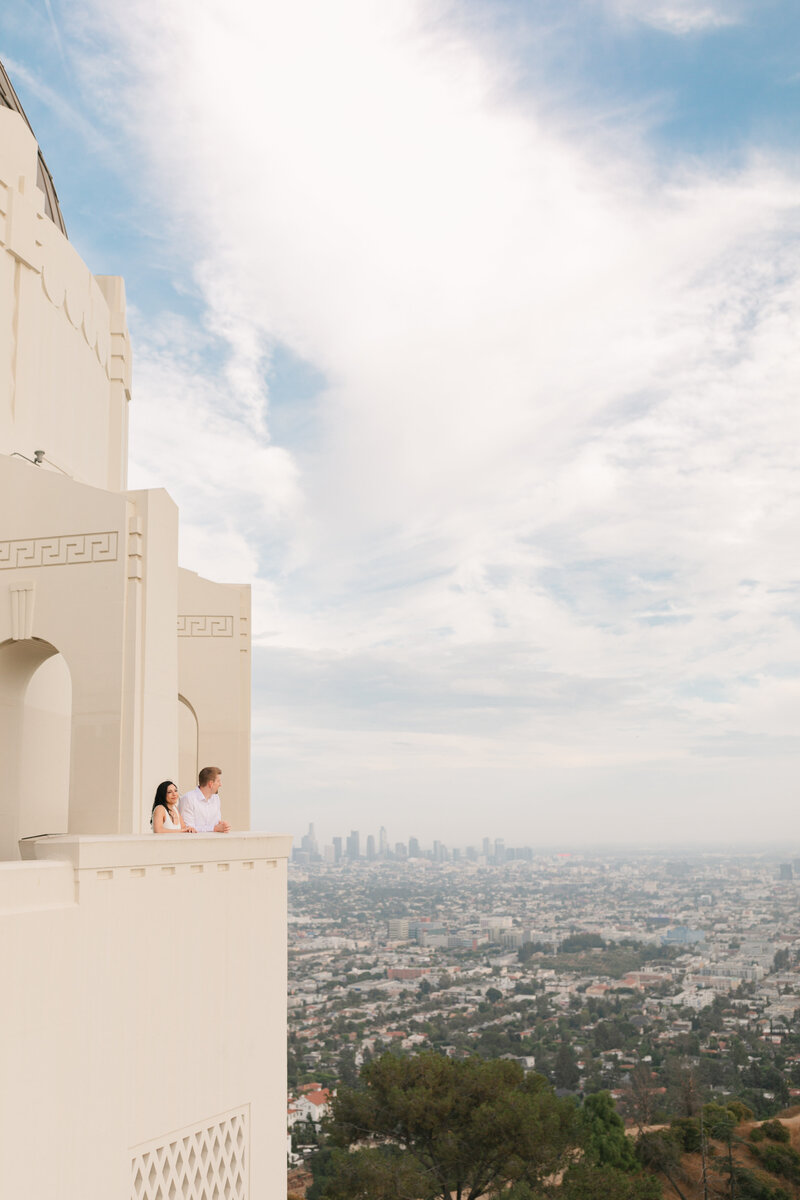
[[287, 845, 800, 1163]]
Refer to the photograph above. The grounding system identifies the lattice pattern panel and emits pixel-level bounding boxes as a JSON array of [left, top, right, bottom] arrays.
[[131, 1107, 249, 1200]]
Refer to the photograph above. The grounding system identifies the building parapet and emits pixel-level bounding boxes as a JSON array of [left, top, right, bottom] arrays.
[[2, 829, 292, 1198], [20, 830, 291, 873]]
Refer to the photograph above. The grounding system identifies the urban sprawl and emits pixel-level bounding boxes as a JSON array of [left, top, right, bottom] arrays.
[[288, 831, 800, 1161]]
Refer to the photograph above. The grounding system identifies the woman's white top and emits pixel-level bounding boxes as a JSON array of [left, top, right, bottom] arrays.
[[156, 805, 181, 831]]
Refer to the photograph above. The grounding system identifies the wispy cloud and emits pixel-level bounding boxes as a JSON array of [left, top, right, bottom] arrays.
[[2, 53, 107, 149], [50, 0, 800, 842], [595, 0, 744, 34], [40, 0, 69, 66]]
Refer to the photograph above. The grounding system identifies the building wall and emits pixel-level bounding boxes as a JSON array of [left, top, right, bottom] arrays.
[[0, 109, 131, 492], [0, 460, 183, 848], [178, 569, 251, 830], [3, 832, 290, 1199], [0, 110, 253, 840], [0, 77, 282, 1200], [127, 488, 180, 832]]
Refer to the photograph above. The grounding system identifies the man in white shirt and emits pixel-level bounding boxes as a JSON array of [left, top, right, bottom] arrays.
[[179, 766, 231, 833]]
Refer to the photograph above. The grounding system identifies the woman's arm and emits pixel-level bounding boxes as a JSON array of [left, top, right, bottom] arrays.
[[152, 805, 170, 833], [178, 812, 196, 833]]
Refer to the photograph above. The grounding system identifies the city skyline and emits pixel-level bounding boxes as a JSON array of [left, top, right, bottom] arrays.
[[293, 821, 800, 861], [4, 3, 800, 842]]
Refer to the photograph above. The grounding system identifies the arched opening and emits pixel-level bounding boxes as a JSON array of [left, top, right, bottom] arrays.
[[0, 638, 72, 859], [178, 694, 199, 796]]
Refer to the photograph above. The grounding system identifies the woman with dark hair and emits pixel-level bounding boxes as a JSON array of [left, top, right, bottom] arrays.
[[151, 781, 195, 833]]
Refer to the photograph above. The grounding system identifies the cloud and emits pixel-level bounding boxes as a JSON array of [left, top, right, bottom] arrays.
[[2, 54, 108, 150], [594, 0, 744, 34], [52, 0, 800, 842], [124, 310, 302, 581]]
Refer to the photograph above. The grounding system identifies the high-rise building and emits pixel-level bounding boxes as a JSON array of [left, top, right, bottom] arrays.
[[494, 838, 505, 863], [482, 837, 491, 858], [379, 825, 389, 856], [394, 842, 407, 858], [332, 836, 343, 863], [301, 822, 318, 859], [366, 834, 376, 860], [408, 836, 421, 858], [347, 830, 360, 860]]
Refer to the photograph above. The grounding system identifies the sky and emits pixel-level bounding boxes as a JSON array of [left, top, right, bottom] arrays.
[[3, 0, 800, 848]]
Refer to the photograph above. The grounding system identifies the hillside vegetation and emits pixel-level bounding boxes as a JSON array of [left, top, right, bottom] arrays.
[[303, 1053, 800, 1200]]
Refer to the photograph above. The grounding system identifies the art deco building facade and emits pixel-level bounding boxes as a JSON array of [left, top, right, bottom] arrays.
[[0, 63, 289, 1199]]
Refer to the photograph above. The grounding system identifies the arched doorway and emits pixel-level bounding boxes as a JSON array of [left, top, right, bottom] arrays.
[[0, 638, 72, 859], [178, 694, 199, 796]]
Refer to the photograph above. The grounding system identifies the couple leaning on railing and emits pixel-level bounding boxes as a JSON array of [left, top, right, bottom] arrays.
[[150, 766, 231, 834]]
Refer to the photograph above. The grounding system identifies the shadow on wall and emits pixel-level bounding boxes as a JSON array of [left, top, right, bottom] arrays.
[[0, 637, 71, 858], [178, 693, 199, 795]]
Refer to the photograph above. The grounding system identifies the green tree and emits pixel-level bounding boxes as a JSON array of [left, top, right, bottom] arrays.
[[729, 1165, 790, 1200], [560, 1163, 663, 1200], [751, 1141, 800, 1185], [307, 1147, 336, 1200], [311, 1145, 428, 1200], [759, 1119, 790, 1144], [337, 1048, 359, 1088], [731, 1037, 749, 1068], [326, 1052, 577, 1200], [561, 933, 605, 952], [703, 1102, 740, 1199], [669, 1118, 701, 1153], [519, 941, 550, 962], [554, 1042, 580, 1090], [580, 1091, 638, 1172]]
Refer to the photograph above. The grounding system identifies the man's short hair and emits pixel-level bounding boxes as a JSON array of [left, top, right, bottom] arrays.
[[198, 766, 222, 787]]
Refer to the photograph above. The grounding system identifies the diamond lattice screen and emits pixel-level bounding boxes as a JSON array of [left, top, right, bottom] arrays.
[[131, 1107, 249, 1200]]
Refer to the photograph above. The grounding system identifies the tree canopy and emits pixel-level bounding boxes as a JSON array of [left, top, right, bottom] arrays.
[[580, 1090, 638, 1172], [559, 1163, 662, 1200], [324, 1051, 577, 1200]]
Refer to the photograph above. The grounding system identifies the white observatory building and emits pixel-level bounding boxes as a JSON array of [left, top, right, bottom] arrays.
[[0, 63, 290, 1198]]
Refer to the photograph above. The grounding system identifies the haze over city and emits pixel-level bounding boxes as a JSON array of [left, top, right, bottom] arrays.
[[5, 0, 800, 844]]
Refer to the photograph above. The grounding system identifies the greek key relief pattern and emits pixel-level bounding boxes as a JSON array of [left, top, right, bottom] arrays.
[[0, 531, 118, 569], [177, 615, 234, 637]]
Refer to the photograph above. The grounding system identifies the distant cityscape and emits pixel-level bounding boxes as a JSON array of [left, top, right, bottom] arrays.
[[288, 841, 800, 1178], [292, 822, 800, 878], [295, 822, 579, 865]]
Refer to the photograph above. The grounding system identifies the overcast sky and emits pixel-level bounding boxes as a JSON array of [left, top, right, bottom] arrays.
[[4, 0, 800, 848]]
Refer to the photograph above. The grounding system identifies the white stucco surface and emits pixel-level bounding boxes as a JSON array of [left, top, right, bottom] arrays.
[[4, 834, 290, 1198], [0, 101, 288, 1198]]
